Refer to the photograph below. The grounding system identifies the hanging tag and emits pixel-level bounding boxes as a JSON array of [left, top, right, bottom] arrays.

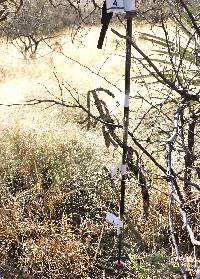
[[106, 212, 123, 227], [124, 0, 136, 11], [106, 0, 124, 13], [111, 160, 122, 179], [111, 160, 127, 179]]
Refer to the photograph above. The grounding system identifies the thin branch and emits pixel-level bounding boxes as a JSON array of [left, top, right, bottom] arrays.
[[111, 28, 200, 101], [178, 0, 200, 37], [168, 195, 188, 278]]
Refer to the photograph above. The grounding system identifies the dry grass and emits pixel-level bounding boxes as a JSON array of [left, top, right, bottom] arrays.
[[0, 22, 198, 278], [0, 122, 111, 278]]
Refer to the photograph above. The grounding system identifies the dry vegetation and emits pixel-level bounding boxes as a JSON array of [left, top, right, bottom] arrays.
[[0, 20, 199, 278]]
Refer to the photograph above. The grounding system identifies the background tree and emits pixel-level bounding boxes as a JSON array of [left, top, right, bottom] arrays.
[[0, 0, 101, 59], [0, 0, 68, 58]]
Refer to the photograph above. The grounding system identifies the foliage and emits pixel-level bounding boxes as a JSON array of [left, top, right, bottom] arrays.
[[127, 250, 181, 279]]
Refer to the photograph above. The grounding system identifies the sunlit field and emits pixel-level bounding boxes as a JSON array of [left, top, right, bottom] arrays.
[[0, 22, 172, 131]]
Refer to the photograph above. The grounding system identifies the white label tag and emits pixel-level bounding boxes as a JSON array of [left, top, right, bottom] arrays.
[[111, 160, 127, 179], [111, 160, 122, 179], [124, 0, 136, 11], [106, 0, 124, 13], [106, 212, 123, 227]]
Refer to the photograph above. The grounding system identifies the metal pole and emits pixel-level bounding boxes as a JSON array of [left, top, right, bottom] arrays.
[[118, 12, 133, 265]]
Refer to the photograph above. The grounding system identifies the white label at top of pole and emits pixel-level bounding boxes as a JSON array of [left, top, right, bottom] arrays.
[[106, 0, 124, 13], [106, 0, 136, 13], [124, 0, 136, 11]]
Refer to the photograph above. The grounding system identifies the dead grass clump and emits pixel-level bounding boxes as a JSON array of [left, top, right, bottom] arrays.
[[0, 123, 110, 278], [20, 219, 89, 279], [124, 175, 169, 250], [0, 200, 89, 278]]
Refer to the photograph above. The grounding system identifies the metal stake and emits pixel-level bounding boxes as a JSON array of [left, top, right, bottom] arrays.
[[118, 12, 133, 265]]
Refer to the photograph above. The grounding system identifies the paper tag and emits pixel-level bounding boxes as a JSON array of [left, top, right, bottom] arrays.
[[106, 0, 124, 13], [124, 0, 136, 11], [111, 160, 122, 179], [106, 212, 123, 227]]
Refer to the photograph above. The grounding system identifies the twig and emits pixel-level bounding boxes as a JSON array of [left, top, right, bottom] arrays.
[[168, 195, 187, 278], [111, 28, 200, 102], [91, 224, 105, 266]]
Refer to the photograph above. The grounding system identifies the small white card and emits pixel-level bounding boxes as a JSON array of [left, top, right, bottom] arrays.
[[106, 0, 124, 13], [106, 212, 123, 227], [106, 0, 136, 13], [111, 160, 126, 179], [111, 159, 122, 179], [124, 0, 136, 11]]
